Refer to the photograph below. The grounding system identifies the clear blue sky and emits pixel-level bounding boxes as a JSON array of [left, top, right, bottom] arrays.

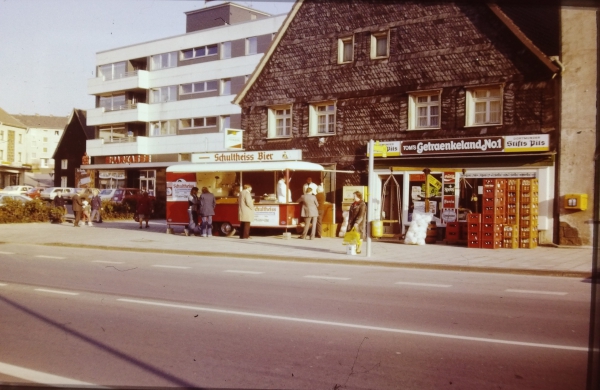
[[0, 0, 294, 117]]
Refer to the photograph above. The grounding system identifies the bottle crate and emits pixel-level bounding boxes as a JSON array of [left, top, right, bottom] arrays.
[[519, 237, 538, 249], [506, 179, 520, 192], [467, 213, 481, 223], [520, 227, 538, 240], [482, 239, 503, 249], [446, 231, 459, 241], [506, 214, 518, 226], [483, 196, 505, 207], [482, 223, 503, 233], [482, 214, 505, 224], [446, 222, 460, 233], [459, 222, 468, 240], [519, 215, 538, 228], [468, 238, 482, 248], [483, 231, 503, 241]]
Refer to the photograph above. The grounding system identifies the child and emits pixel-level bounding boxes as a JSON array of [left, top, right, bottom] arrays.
[[82, 200, 92, 226]]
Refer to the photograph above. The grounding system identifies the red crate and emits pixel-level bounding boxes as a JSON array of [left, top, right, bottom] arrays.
[[446, 231, 459, 241], [446, 222, 459, 234], [459, 222, 468, 240], [482, 214, 504, 224], [482, 197, 505, 207], [482, 223, 503, 233], [468, 239, 482, 248], [467, 213, 481, 223], [468, 231, 480, 240], [483, 231, 503, 240], [482, 240, 503, 249]]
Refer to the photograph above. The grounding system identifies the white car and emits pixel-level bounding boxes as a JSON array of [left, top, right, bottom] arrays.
[[0, 194, 34, 205], [40, 187, 74, 201], [0, 185, 33, 195]]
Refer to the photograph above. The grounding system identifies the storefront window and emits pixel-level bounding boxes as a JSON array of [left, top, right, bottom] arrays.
[[139, 170, 156, 196]]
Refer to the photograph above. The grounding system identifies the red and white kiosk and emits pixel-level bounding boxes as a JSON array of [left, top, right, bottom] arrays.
[[166, 150, 324, 235]]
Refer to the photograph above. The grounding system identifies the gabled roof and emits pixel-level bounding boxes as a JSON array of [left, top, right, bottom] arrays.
[[0, 106, 27, 129], [52, 109, 95, 160], [12, 114, 69, 129], [233, 0, 561, 106]]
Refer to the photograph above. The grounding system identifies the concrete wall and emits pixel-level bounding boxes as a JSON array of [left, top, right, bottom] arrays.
[[559, 7, 598, 245]]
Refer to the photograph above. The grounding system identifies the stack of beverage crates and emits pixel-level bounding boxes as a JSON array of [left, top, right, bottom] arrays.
[[465, 178, 539, 249]]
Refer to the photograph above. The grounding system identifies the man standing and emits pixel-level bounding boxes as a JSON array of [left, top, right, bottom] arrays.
[[302, 177, 318, 195], [238, 184, 255, 239], [52, 190, 67, 223], [315, 185, 326, 238], [71, 191, 83, 227], [297, 187, 319, 240], [276, 176, 292, 203], [199, 187, 216, 237], [90, 189, 102, 224]]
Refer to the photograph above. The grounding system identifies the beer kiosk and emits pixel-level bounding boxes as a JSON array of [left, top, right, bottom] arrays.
[[166, 150, 324, 235]]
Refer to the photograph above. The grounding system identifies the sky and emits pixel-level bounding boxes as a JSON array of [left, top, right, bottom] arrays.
[[0, 0, 294, 117]]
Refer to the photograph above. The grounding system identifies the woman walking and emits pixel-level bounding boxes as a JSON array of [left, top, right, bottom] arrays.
[[199, 187, 216, 237], [347, 191, 366, 253], [238, 184, 254, 239], [186, 187, 199, 236]]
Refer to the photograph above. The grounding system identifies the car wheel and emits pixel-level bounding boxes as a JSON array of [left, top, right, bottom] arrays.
[[220, 222, 235, 236]]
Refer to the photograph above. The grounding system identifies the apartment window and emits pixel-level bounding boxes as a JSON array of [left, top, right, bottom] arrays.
[[180, 117, 217, 129], [61, 159, 68, 169], [268, 106, 292, 138], [370, 31, 390, 59], [0, 131, 4, 141], [99, 94, 127, 111], [43, 137, 48, 142], [99, 61, 127, 80], [149, 120, 177, 136], [150, 52, 177, 70], [338, 36, 354, 63], [221, 42, 232, 59], [220, 116, 231, 131], [151, 86, 178, 103], [180, 80, 218, 95], [43, 147, 48, 153], [246, 37, 258, 55], [466, 86, 503, 126], [221, 79, 231, 95], [182, 44, 218, 60], [408, 91, 441, 130], [54, 131, 59, 136], [17, 152, 21, 162], [18, 134, 22, 144], [99, 124, 127, 142], [61, 176, 67, 187], [0, 150, 4, 159], [309, 102, 336, 135]]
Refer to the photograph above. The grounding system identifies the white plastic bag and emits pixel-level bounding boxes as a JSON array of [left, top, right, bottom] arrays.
[[404, 211, 433, 245]]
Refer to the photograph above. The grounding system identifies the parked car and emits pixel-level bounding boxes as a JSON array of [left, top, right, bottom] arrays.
[[0, 194, 34, 205], [25, 187, 46, 199], [99, 188, 142, 203], [0, 185, 33, 195], [40, 187, 74, 201], [63, 188, 98, 200]]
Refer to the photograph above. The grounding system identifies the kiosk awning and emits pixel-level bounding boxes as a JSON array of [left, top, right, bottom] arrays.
[[166, 161, 325, 173]]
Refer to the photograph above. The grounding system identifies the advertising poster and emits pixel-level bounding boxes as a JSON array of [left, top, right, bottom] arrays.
[[253, 205, 279, 226], [166, 173, 196, 202]]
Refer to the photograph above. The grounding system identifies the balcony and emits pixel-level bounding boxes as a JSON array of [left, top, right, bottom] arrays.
[[87, 103, 150, 126], [88, 70, 150, 95], [86, 132, 229, 157]]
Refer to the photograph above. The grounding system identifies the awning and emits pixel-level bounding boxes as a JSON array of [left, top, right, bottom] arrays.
[[167, 161, 325, 173]]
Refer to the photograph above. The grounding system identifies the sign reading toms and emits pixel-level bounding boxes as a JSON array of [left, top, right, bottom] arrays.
[[401, 137, 504, 155]]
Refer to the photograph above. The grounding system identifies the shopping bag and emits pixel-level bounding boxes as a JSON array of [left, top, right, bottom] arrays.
[[343, 227, 360, 245], [134, 214, 139, 222]]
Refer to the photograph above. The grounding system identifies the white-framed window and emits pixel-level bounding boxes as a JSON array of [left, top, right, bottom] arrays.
[[220, 116, 231, 131], [370, 30, 390, 59], [309, 102, 336, 135], [338, 36, 354, 63], [151, 86, 178, 103], [246, 37, 258, 55], [43, 147, 47, 153], [139, 170, 156, 196], [99, 61, 127, 80], [182, 44, 218, 60], [180, 80, 218, 95], [99, 94, 127, 111], [18, 152, 21, 162], [61, 159, 68, 169], [18, 134, 22, 144], [0, 131, 3, 141], [150, 52, 177, 70], [54, 131, 59, 136], [149, 120, 177, 136], [179, 117, 217, 129], [465, 85, 503, 126], [43, 137, 48, 142], [61, 176, 67, 187], [221, 41, 232, 59], [408, 91, 441, 130], [221, 79, 231, 95], [0, 150, 3, 160], [268, 106, 292, 138], [99, 124, 127, 142]]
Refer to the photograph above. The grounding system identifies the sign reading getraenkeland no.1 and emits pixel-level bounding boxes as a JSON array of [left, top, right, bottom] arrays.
[[368, 134, 549, 156], [191, 149, 302, 163]]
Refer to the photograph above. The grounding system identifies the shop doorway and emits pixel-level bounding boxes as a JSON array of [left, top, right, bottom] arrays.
[[380, 174, 403, 237]]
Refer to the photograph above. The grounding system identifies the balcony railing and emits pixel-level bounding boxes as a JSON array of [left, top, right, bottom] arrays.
[[103, 70, 139, 81], [103, 103, 138, 112]]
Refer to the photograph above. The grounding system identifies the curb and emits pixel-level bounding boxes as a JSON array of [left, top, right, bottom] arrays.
[[42, 242, 591, 279]]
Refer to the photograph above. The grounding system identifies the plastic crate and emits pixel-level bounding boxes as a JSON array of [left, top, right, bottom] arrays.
[[482, 240, 503, 249], [467, 213, 481, 223], [482, 223, 503, 233]]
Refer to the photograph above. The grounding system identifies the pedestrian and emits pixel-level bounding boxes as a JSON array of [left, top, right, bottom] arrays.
[[185, 187, 199, 236], [276, 176, 292, 203], [82, 200, 92, 226], [90, 189, 102, 224], [71, 190, 83, 227], [238, 183, 254, 239], [315, 185, 325, 238], [296, 187, 319, 240], [52, 190, 67, 223], [302, 177, 318, 195], [136, 191, 153, 229], [199, 187, 216, 237], [347, 191, 366, 253]]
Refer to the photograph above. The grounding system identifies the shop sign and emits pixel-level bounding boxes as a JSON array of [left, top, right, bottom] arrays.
[[463, 172, 536, 179], [401, 137, 503, 155], [99, 170, 125, 179], [504, 134, 549, 152], [366, 141, 401, 157], [192, 149, 302, 163], [253, 205, 280, 227], [443, 185, 455, 196], [443, 196, 456, 209], [105, 155, 151, 164], [414, 200, 437, 214], [167, 175, 196, 202], [427, 174, 442, 191], [224, 128, 244, 150], [441, 208, 458, 223], [443, 172, 456, 183]]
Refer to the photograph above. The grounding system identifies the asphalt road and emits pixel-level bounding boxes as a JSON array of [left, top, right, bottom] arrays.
[[0, 243, 591, 389]]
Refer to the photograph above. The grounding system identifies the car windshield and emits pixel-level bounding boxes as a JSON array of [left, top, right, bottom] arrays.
[[3, 186, 16, 191], [114, 190, 124, 196], [100, 189, 113, 195], [42, 188, 54, 193]]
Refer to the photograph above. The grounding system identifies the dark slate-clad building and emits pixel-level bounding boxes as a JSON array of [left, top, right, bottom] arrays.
[[235, 0, 568, 244]]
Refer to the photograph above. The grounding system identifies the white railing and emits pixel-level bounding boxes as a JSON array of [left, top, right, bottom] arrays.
[[103, 103, 138, 112], [103, 70, 139, 81]]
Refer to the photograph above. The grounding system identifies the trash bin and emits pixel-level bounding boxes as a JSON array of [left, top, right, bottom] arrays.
[[371, 220, 383, 238]]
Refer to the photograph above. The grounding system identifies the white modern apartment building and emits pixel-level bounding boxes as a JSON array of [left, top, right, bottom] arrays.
[[82, 2, 285, 199], [13, 114, 67, 173]]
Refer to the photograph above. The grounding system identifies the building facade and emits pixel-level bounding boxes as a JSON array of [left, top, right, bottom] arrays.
[[82, 2, 286, 215], [0, 107, 30, 188], [235, 1, 594, 245]]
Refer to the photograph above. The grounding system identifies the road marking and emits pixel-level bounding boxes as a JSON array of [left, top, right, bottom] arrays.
[[35, 255, 65, 259], [152, 265, 191, 269], [34, 288, 79, 296], [395, 282, 452, 288], [0, 251, 15, 255], [0, 361, 102, 387], [117, 298, 588, 352], [304, 275, 351, 281], [92, 260, 124, 264], [224, 270, 264, 274], [0, 283, 7, 286], [505, 289, 568, 296]]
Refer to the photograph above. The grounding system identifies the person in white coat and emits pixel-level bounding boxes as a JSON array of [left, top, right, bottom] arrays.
[[276, 176, 292, 203]]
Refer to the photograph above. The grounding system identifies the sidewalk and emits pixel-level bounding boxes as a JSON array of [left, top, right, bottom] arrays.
[[0, 219, 593, 278]]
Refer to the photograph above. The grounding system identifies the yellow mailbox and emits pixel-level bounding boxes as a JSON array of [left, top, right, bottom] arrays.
[[564, 194, 588, 211]]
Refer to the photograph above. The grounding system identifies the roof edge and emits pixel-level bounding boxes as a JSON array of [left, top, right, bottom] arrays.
[[487, 3, 560, 74], [233, 0, 304, 106]]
